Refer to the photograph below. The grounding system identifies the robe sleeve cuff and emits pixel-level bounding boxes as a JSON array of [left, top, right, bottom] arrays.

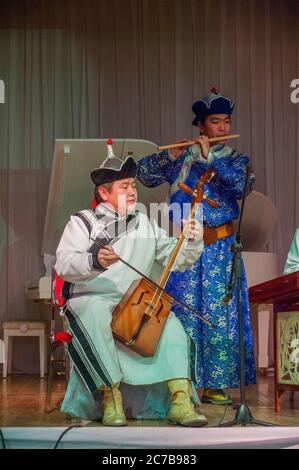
[[89, 253, 107, 272]]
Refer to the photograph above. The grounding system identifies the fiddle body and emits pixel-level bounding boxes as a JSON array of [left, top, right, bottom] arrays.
[[111, 168, 216, 357], [111, 277, 173, 357]]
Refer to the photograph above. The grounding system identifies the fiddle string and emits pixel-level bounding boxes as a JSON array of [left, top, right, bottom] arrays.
[[149, 171, 215, 317], [142, 222, 192, 317], [145, 190, 205, 317]]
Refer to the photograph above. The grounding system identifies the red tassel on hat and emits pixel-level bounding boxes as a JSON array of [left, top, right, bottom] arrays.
[[211, 86, 218, 94], [106, 138, 115, 159]]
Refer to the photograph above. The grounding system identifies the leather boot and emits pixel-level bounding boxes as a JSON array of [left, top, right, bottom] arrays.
[[101, 382, 127, 426], [168, 379, 208, 427], [202, 388, 233, 405]]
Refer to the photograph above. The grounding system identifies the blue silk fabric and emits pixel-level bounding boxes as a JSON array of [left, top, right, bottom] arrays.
[[137, 145, 256, 388]]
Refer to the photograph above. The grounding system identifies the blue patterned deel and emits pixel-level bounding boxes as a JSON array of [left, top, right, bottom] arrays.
[[137, 144, 256, 389]]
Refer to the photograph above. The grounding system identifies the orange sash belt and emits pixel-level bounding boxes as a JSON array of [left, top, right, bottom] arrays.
[[203, 222, 234, 246]]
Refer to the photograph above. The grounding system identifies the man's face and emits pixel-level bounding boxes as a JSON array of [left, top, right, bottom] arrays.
[[198, 114, 231, 144], [99, 177, 137, 215]]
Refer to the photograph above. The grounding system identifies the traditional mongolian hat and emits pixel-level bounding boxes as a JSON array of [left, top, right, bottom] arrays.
[[90, 139, 137, 185], [192, 87, 234, 126]]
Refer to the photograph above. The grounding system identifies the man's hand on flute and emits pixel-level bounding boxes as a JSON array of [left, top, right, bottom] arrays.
[[168, 139, 188, 159], [167, 135, 210, 160], [192, 135, 210, 160]]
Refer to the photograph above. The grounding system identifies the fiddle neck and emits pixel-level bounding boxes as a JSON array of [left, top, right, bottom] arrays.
[[157, 169, 215, 289]]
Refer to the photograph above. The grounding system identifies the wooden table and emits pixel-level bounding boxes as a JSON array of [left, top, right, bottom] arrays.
[[249, 271, 299, 412]]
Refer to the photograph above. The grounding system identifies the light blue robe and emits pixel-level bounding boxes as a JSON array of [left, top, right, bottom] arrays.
[[55, 203, 203, 420]]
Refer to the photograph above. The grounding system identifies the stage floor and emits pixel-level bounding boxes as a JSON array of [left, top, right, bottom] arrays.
[[1, 373, 299, 448], [2, 426, 299, 449], [0, 372, 299, 428]]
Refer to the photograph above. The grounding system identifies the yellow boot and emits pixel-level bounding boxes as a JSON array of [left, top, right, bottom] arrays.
[[101, 382, 127, 426], [202, 389, 232, 405], [168, 379, 208, 427]]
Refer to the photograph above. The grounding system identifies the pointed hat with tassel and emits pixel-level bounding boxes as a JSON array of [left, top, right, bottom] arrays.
[[90, 139, 137, 185]]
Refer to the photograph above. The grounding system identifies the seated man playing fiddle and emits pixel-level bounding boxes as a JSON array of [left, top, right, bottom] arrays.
[[55, 140, 208, 427]]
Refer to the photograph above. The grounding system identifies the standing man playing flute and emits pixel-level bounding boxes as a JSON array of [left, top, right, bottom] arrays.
[[136, 88, 256, 405]]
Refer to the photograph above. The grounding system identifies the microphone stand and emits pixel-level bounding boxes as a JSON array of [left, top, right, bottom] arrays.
[[219, 165, 278, 427]]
